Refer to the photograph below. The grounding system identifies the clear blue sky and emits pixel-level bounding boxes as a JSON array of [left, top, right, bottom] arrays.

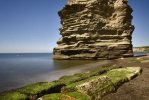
[[0, 0, 148, 53]]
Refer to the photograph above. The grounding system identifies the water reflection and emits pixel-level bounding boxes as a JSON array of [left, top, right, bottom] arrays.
[[0, 53, 97, 92], [53, 59, 97, 69]]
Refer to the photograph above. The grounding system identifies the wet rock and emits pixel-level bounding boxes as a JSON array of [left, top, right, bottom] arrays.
[[0, 67, 142, 100], [61, 67, 142, 100]]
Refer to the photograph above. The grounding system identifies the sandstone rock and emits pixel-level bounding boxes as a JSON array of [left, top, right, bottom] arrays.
[[61, 67, 142, 100], [53, 0, 134, 59], [75, 76, 115, 100], [133, 46, 149, 52]]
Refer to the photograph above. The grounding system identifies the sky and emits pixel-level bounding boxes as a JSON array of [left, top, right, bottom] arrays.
[[0, 0, 148, 53]]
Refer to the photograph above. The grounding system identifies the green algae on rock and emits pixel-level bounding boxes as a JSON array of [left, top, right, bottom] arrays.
[[75, 76, 115, 100], [66, 92, 90, 100], [55, 66, 120, 85], [0, 82, 65, 100], [39, 93, 72, 100], [61, 67, 142, 100], [0, 67, 142, 100], [17, 82, 65, 100], [107, 67, 142, 83], [0, 92, 28, 100], [61, 75, 115, 99], [40, 92, 90, 100]]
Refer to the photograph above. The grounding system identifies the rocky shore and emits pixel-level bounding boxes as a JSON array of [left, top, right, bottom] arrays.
[[1, 55, 149, 100], [102, 55, 149, 100]]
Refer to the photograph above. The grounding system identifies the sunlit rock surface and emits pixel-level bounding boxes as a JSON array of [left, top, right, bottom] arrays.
[[53, 0, 134, 59]]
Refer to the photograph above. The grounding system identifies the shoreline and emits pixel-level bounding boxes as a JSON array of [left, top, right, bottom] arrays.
[[0, 59, 113, 93], [0, 55, 149, 100]]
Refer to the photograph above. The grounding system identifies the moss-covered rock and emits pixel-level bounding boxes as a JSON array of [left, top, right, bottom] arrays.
[[106, 67, 142, 87], [0, 91, 28, 100], [56, 66, 119, 85], [61, 76, 115, 99], [39, 93, 72, 100], [17, 82, 65, 99], [76, 76, 115, 100], [61, 76, 103, 93], [61, 67, 142, 100], [40, 92, 90, 100], [66, 92, 90, 100], [106, 69, 131, 86], [0, 66, 142, 100]]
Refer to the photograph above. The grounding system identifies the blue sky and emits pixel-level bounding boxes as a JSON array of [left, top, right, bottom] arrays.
[[0, 0, 148, 53]]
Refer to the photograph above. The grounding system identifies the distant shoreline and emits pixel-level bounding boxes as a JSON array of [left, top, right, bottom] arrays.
[[1, 55, 149, 100], [133, 46, 149, 52]]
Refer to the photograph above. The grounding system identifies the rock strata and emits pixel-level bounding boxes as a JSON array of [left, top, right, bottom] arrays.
[[53, 0, 134, 59], [133, 46, 149, 52]]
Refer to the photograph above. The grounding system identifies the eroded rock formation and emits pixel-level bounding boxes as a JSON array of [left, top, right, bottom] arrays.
[[53, 0, 134, 59]]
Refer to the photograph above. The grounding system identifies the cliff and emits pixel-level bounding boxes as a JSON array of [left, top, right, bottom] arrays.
[[133, 46, 149, 52], [53, 0, 134, 59]]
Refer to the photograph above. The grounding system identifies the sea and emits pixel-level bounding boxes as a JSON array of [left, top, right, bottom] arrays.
[[0, 52, 148, 92], [0, 53, 96, 92]]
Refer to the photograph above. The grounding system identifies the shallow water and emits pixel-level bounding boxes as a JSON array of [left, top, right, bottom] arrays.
[[0, 52, 148, 92], [0, 53, 96, 92]]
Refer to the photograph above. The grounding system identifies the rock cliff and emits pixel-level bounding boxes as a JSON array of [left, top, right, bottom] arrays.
[[133, 46, 149, 52], [53, 0, 134, 59]]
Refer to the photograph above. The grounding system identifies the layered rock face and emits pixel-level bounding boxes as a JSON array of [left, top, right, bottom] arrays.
[[53, 0, 134, 59]]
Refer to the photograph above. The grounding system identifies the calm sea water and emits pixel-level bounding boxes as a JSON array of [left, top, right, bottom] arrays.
[[0, 52, 148, 92], [0, 53, 97, 92]]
